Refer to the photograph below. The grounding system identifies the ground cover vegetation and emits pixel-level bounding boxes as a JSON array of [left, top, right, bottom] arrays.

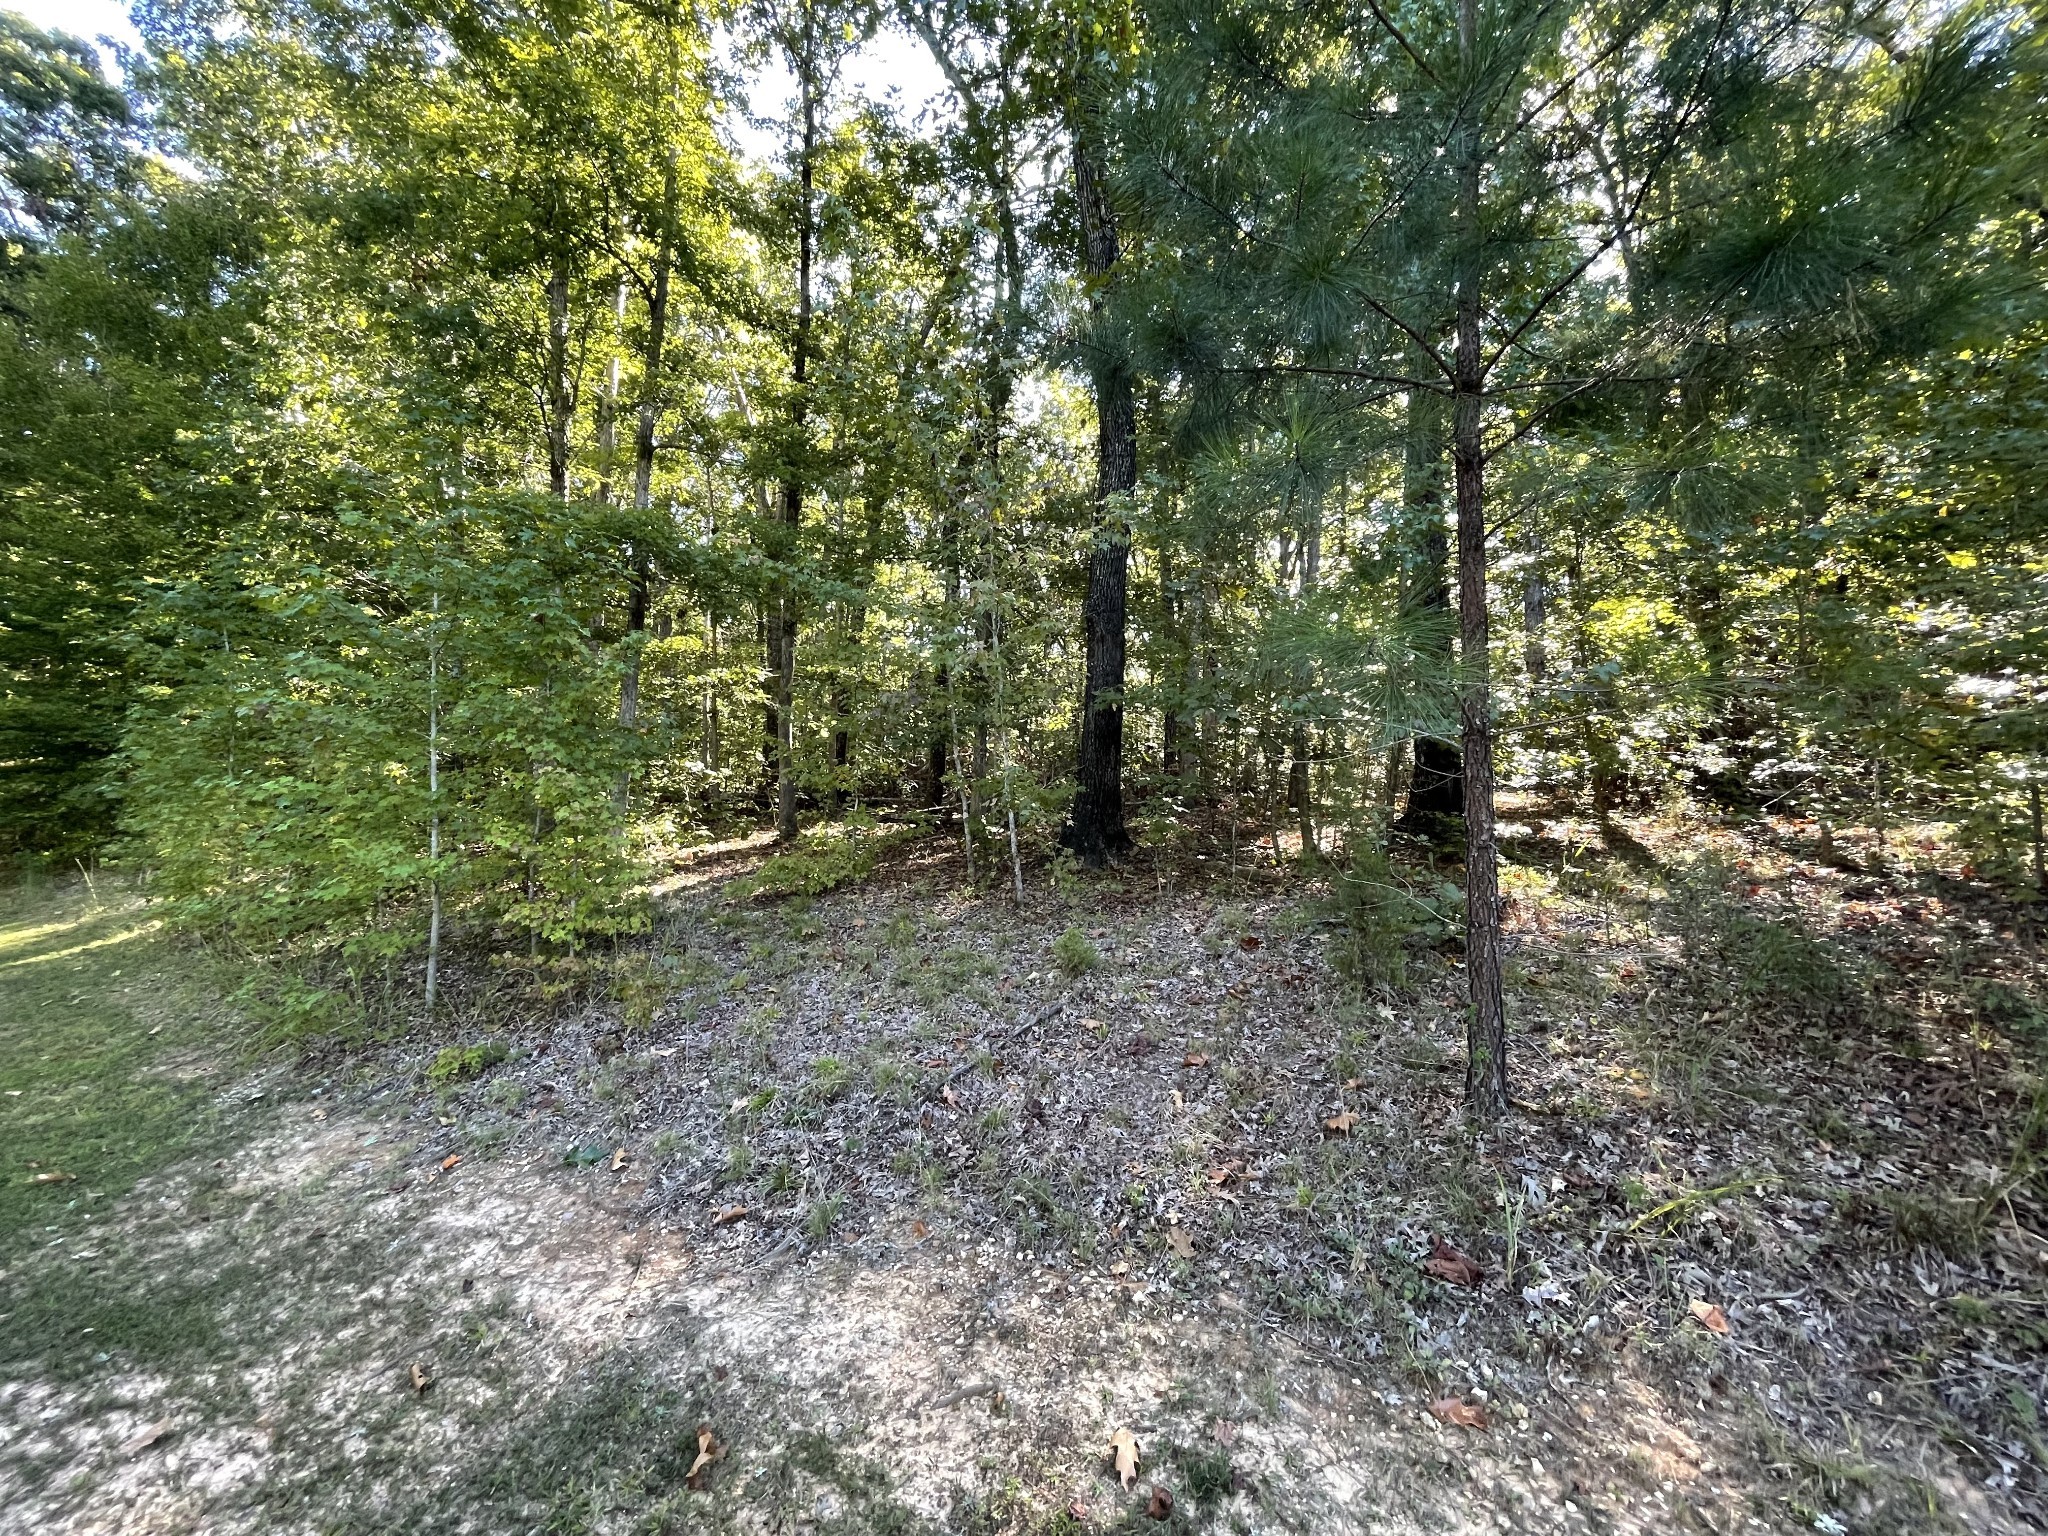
[[3, 0, 2048, 1529]]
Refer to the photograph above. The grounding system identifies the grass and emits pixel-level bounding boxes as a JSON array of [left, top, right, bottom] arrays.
[[0, 879, 235, 1260]]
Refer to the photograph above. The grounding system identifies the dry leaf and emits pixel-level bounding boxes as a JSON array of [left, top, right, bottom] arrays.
[[30, 1170, 75, 1184], [1109, 1427, 1140, 1489], [409, 1362, 431, 1394], [1689, 1299, 1730, 1335], [1341, 1077, 1366, 1091], [1183, 1052, 1211, 1068], [1212, 1418, 1239, 1446], [123, 1419, 174, 1455], [1238, 934, 1262, 950], [1323, 1110, 1359, 1136], [1423, 1236, 1484, 1288], [610, 1147, 629, 1171], [1427, 1397, 1489, 1429], [911, 1218, 929, 1240], [1080, 1017, 1106, 1034], [711, 1204, 749, 1227], [1146, 1484, 1175, 1519], [686, 1424, 726, 1489], [439, 1153, 462, 1173], [941, 1085, 961, 1109], [1167, 1226, 1195, 1259]]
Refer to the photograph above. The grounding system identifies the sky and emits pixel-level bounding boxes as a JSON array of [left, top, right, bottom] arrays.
[[10, 0, 143, 66]]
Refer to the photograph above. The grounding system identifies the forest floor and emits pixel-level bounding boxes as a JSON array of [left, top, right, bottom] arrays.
[[3, 804, 2047, 1536]]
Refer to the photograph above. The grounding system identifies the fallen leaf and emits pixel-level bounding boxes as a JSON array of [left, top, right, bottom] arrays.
[[409, 1362, 431, 1394], [1080, 1017, 1106, 1034], [1323, 1110, 1358, 1136], [610, 1147, 629, 1171], [1146, 1484, 1175, 1520], [1067, 1501, 1091, 1521], [941, 1085, 961, 1109], [1212, 1418, 1238, 1446], [711, 1204, 749, 1226], [686, 1423, 725, 1489], [1238, 934, 1262, 950], [1183, 1052, 1211, 1068], [1167, 1226, 1195, 1259], [1428, 1397, 1489, 1429], [123, 1419, 174, 1455], [439, 1154, 462, 1173], [1423, 1236, 1484, 1288], [30, 1171, 75, 1185], [1342, 1077, 1367, 1091], [1109, 1427, 1140, 1489], [911, 1218, 930, 1240], [1688, 1299, 1730, 1335]]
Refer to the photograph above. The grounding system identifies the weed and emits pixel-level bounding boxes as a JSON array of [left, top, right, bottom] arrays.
[[426, 1039, 509, 1087], [809, 1055, 851, 1102], [1051, 926, 1100, 979], [805, 1191, 845, 1240]]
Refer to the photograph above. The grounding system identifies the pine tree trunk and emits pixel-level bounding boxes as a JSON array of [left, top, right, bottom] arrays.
[[1457, 0, 1508, 1120], [1062, 136, 1134, 865], [1395, 362, 1462, 837]]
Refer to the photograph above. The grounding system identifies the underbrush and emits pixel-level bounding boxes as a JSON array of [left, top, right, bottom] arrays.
[[1664, 855, 1866, 1026]]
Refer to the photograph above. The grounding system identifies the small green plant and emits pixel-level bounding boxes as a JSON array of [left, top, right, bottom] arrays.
[[766, 1159, 798, 1195], [483, 1076, 525, 1111], [426, 1039, 509, 1087], [724, 1141, 755, 1183], [1052, 926, 1101, 978], [805, 1190, 845, 1240], [733, 815, 913, 900], [808, 1055, 851, 1102], [1180, 1445, 1236, 1506]]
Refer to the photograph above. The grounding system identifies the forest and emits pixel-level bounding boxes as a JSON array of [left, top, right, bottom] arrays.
[[2, 0, 2047, 1530]]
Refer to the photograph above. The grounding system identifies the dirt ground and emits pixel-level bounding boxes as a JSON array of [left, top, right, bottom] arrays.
[[3, 807, 2044, 1534]]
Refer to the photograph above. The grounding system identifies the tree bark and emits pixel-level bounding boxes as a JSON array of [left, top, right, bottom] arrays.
[[1061, 135, 1134, 865], [1456, 0, 1508, 1119], [772, 11, 818, 844], [545, 250, 573, 501], [1395, 362, 1462, 838], [619, 164, 677, 738]]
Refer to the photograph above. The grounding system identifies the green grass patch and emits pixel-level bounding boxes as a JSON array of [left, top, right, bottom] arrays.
[[0, 880, 236, 1259]]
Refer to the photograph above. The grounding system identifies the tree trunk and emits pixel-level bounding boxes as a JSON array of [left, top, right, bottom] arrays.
[[1456, 0, 1508, 1120], [1061, 136, 1134, 865], [1395, 360, 1462, 838], [619, 164, 677, 737], [545, 250, 573, 501], [773, 15, 818, 844]]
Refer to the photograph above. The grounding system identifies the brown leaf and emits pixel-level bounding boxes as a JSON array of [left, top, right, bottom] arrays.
[[941, 1085, 961, 1109], [1167, 1226, 1195, 1259], [1427, 1397, 1489, 1429], [686, 1424, 725, 1489], [1183, 1052, 1211, 1068], [1109, 1426, 1140, 1489], [1212, 1418, 1239, 1446], [711, 1204, 749, 1227], [1341, 1077, 1367, 1091], [123, 1419, 174, 1455], [30, 1170, 75, 1185], [1146, 1484, 1175, 1520], [1238, 934, 1262, 950], [409, 1362, 431, 1394], [1423, 1236, 1485, 1288], [610, 1147, 629, 1172], [1688, 1299, 1730, 1335], [439, 1154, 462, 1173], [1322, 1110, 1359, 1136], [911, 1218, 930, 1241]]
